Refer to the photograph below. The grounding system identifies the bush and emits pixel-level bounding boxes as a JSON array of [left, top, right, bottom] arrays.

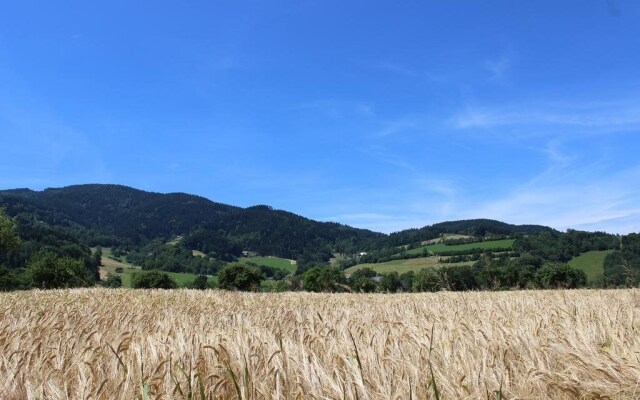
[[378, 271, 402, 293], [131, 270, 178, 289], [218, 263, 263, 291], [536, 263, 587, 289], [413, 268, 442, 292], [303, 266, 346, 292], [188, 275, 209, 290], [103, 273, 122, 288], [27, 252, 93, 289]]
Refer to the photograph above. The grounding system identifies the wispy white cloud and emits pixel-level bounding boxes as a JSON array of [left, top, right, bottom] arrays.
[[451, 101, 640, 131], [324, 213, 423, 234], [464, 161, 640, 234]]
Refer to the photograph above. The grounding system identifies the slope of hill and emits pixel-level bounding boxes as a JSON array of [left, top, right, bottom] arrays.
[[384, 218, 552, 247], [0, 184, 383, 259]]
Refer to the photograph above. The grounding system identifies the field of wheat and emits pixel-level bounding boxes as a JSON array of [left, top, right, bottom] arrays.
[[1, 289, 639, 399]]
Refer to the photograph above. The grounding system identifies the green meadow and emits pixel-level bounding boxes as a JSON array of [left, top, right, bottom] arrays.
[[405, 238, 515, 256], [240, 256, 297, 273], [569, 250, 613, 283]]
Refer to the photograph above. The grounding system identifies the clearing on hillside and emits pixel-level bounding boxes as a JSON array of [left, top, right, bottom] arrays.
[[240, 256, 296, 273], [96, 247, 216, 287], [569, 250, 613, 283], [345, 256, 471, 274], [405, 238, 515, 256], [422, 234, 473, 245]]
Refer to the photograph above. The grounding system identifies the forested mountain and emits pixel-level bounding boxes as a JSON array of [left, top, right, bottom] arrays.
[[0, 184, 383, 259], [0, 185, 559, 263], [0, 185, 237, 244]]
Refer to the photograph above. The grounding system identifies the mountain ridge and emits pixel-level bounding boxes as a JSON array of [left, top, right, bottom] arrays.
[[0, 184, 554, 259]]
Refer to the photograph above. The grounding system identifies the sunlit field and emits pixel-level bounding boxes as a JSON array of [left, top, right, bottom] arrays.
[[1, 289, 639, 399]]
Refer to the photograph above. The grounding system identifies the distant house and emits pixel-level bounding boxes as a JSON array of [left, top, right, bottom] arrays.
[[358, 252, 368, 256]]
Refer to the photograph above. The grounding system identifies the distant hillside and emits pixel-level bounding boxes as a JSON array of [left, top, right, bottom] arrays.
[[384, 218, 553, 246], [0, 185, 235, 242], [0, 184, 383, 259]]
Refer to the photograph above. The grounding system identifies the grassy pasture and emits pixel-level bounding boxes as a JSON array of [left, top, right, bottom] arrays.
[[419, 234, 473, 245], [93, 246, 132, 265], [406, 238, 515, 256], [569, 250, 613, 283], [240, 256, 296, 273], [2, 288, 639, 399], [345, 256, 471, 274], [99, 253, 216, 287]]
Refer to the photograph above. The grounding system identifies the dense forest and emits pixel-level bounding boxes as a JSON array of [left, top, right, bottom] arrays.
[[0, 184, 638, 292], [0, 185, 382, 259]]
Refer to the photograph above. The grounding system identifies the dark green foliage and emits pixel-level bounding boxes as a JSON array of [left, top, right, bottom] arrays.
[[302, 266, 346, 292], [295, 248, 332, 274], [515, 229, 619, 263], [127, 240, 222, 275], [188, 275, 209, 290], [0, 208, 21, 252], [0, 208, 99, 290], [348, 267, 377, 280], [378, 272, 402, 293], [0, 185, 382, 261], [410, 265, 481, 292], [384, 219, 551, 248], [0, 266, 28, 291], [603, 251, 631, 286], [255, 264, 288, 280], [399, 271, 415, 291], [92, 246, 102, 267], [348, 268, 379, 292], [351, 277, 377, 292], [27, 252, 94, 289], [438, 265, 480, 291], [337, 257, 357, 269], [130, 270, 178, 289], [603, 234, 640, 287], [536, 263, 587, 289], [182, 228, 241, 261], [218, 263, 263, 291], [413, 268, 442, 292], [477, 254, 542, 289], [103, 273, 123, 288]]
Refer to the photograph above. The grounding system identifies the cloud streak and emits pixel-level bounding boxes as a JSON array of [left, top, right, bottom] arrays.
[[451, 101, 640, 131]]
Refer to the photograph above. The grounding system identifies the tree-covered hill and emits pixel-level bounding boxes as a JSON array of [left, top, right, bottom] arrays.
[[0, 184, 236, 243], [384, 218, 553, 247], [0, 184, 383, 259], [1, 184, 638, 292]]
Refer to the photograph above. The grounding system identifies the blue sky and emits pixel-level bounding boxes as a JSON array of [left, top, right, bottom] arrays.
[[1, 1, 639, 234]]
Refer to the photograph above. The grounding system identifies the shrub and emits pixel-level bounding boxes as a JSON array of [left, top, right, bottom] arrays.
[[27, 252, 93, 289], [536, 263, 587, 289], [218, 263, 263, 291], [131, 270, 178, 289], [103, 273, 122, 288]]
